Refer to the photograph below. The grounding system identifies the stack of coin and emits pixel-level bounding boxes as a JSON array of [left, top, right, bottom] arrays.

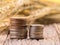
[[29, 24, 44, 40], [10, 17, 27, 39]]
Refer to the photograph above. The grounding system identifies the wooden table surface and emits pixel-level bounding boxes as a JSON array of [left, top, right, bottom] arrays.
[[0, 23, 60, 45]]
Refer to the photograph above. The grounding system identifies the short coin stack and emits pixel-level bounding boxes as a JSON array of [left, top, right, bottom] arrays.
[[29, 24, 44, 40], [10, 17, 27, 39]]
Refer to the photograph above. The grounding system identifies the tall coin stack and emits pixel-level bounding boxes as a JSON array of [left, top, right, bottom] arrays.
[[29, 24, 44, 40], [10, 17, 27, 39]]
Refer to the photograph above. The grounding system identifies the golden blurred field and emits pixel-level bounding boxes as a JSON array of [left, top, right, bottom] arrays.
[[0, 0, 60, 32]]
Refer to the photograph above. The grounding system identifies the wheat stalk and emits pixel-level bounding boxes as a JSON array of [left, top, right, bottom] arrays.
[[27, 6, 60, 24]]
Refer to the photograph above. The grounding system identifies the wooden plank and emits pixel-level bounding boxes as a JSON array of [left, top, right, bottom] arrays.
[[0, 24, 60, 45]]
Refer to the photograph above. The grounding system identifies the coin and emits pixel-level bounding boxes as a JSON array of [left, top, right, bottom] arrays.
[[29, 24, 44, 39], [10, 26, 27, 29], [10, 17, 27, 26], [10, 30, 27, 39]]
